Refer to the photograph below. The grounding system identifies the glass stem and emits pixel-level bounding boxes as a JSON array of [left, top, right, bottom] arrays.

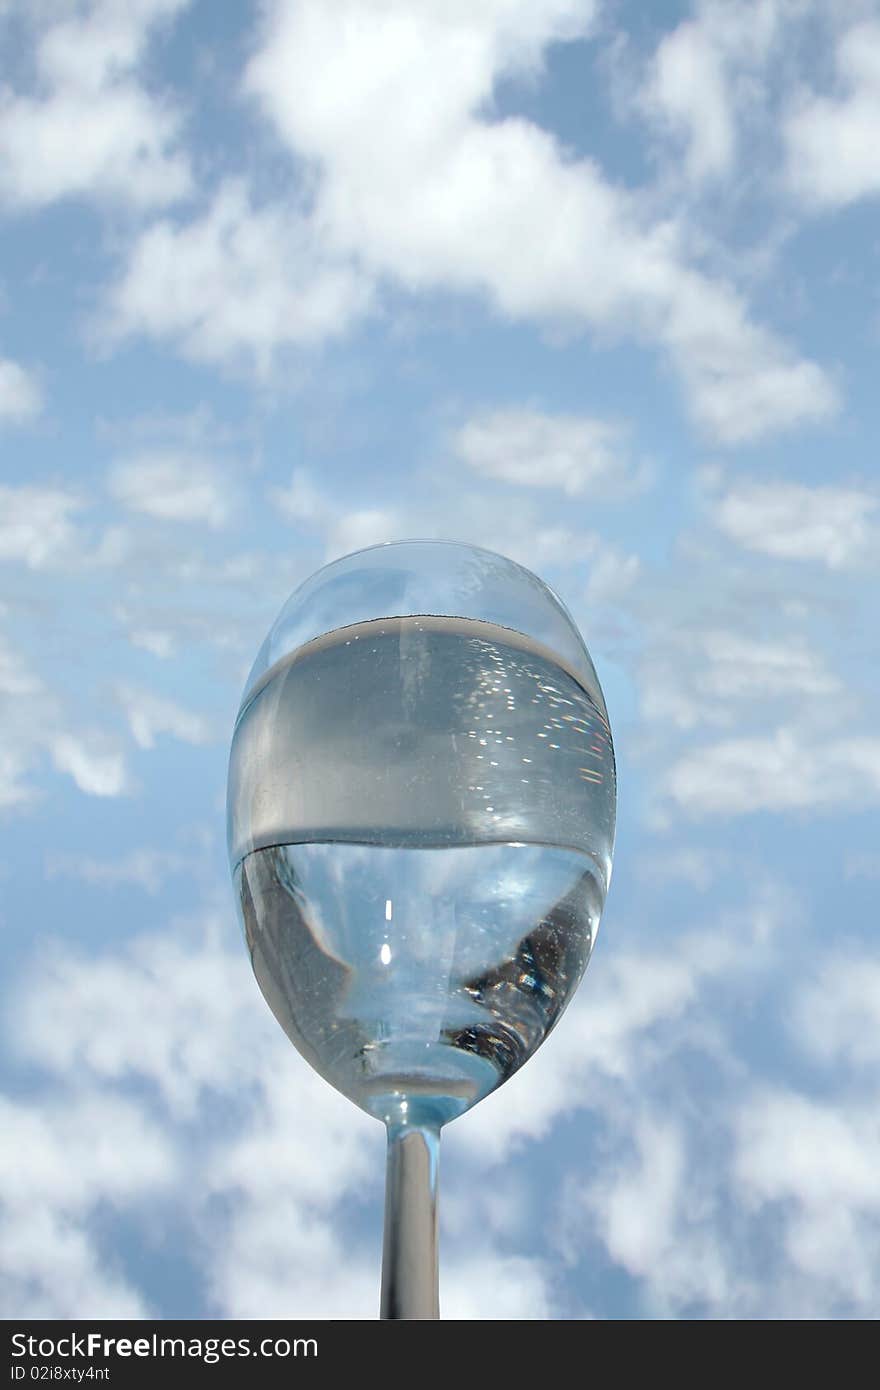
[[380, 1121, 440, 1319]]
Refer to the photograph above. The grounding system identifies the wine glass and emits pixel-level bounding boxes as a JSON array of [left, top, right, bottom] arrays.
[[227, 540, 616, 1318]]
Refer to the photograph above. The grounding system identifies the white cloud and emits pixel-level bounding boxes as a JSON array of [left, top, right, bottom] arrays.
[[50, 732, 130, 797], [575, 1076, 880, 1317], [441, 1251, 553, 1319], [0, 0, 191, 210], [0, 484, 84, 568], [10, 916, 262, 1115], [2, 1206, 150, 1319], [709, 478, 879, 567], [203, 1194, 378, 1320], [271, 469, 328, 527], [673, 318, 837, 444], [785, 21, 880, 209], [573, 1110, 732, 1314], [0, 634, 42, 697], [46, 846, 188, 894], [206, 1072, 374, 1215], [587, 1114, 686, 1272], [327, 508, 405, 560], [0, 747, 34, 811], [644, 16, 735, 181], [199, 1063, 380, 1319], [733, 1087, 880, 1305], [0, 356, 42, 423], [0, 1090, 174, 1318], [639, 0, 798, 185], [844, 850, 880, 880], [584, 547, 641, 603], [0, 1091, 174, 1213], [697, 630, 839, 698], [636, 845, 730, 892], [454, 407, 645, 497], [271, 466, 642, 603], [7, 913, 382, 1316], [767, 956, 880, 1301], [272, 467, 407, 561], [559, 1059, 880, 1317], [129, 627, 177, 658], [468, 519, 640, 602], [103, 180, 374, 372], [108, 543, 277, 665], [640, 629, 840, 730], [105, 0, 837, 441], [665, 725, 880, 816], [788, 954, 880, 1072], [108, 451, 234, 528], [0, 612, 215, 818], [0, 630, 132, 806], [245, 0, 600, 168], [117, 683, 213, 750]]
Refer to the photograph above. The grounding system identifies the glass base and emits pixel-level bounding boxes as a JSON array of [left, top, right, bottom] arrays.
[[356, 1040, 499, 1128]]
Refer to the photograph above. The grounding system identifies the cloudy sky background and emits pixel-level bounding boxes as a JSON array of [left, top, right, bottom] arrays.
[[2, 0, 879, 1319]]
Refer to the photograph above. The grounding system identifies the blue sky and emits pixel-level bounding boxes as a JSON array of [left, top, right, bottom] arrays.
[[1, 0, 879, 1320]]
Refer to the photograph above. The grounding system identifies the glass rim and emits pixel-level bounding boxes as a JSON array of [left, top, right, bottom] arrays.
[[291, 535, 563, 586], [236, 536, 603, 722], [279, 535, 583, 633]]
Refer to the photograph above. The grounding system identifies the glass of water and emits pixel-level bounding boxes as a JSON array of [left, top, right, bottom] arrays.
[[227, 540, 616, 1318]]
